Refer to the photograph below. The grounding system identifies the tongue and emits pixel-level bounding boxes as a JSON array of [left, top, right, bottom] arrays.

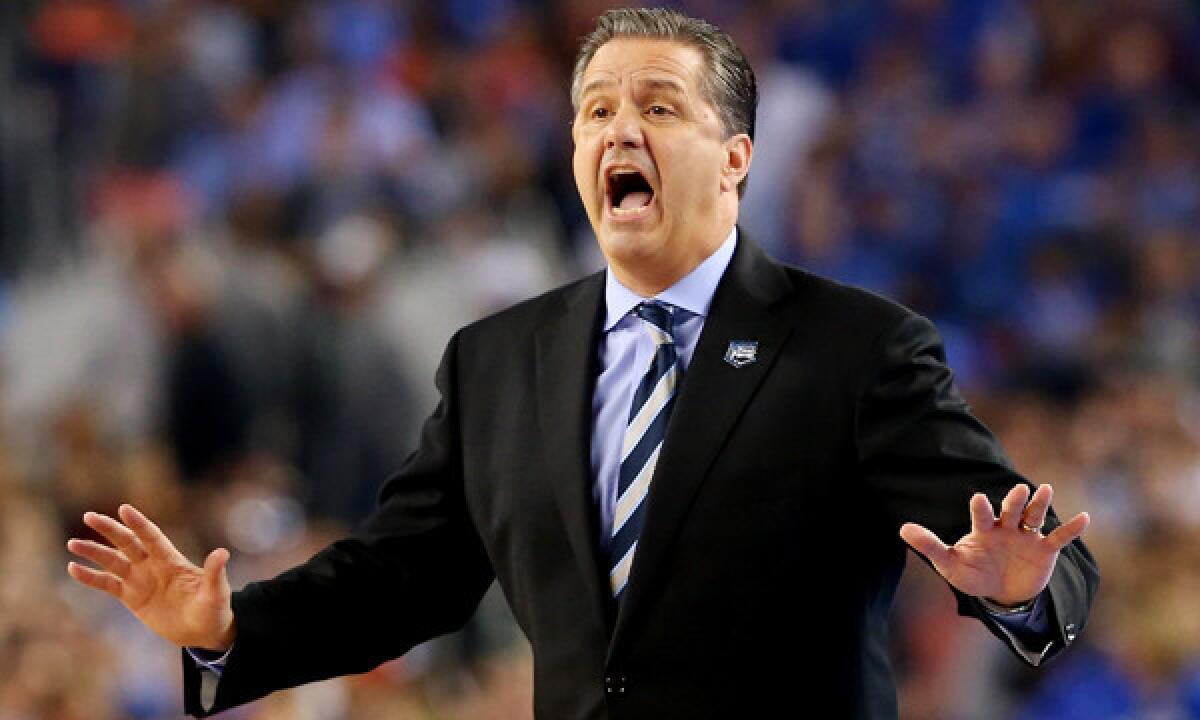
[[618, 191, 652, 210]]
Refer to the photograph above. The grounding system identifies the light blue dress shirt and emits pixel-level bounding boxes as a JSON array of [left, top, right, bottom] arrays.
[[589, 228, 738, 547]]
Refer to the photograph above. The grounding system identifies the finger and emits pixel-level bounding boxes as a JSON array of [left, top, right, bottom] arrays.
[[1022, 484, 1053, 530], [84, 512, 148, 561], [203, 548, 231, 597], [67, 538, 131, 578], [969, 493, 996, 533], [998, 483, 1031, 530], [900, 523, 953, 567], [67, 561, 124, 598], [118, 504, 183, 563], [1045, 512, 1090, 551]]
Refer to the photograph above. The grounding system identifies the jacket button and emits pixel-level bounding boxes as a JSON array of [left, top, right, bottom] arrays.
[[604, 674, 628, 694]]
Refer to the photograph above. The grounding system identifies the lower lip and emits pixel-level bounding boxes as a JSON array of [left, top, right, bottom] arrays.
[[605, 196, 655, 223]]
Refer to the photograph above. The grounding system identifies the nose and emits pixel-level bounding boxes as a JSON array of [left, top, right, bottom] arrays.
[[604, 105, 644, 150]]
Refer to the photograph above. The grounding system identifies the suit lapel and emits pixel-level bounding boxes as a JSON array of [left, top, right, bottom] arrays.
[[534, 272, 613, 631], [609, 237, 795, 657]]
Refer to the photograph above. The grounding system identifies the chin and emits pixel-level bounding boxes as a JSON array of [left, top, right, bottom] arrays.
[[597, 227, 662, 262]]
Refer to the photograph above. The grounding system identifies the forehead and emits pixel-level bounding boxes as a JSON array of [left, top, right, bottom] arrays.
[[580, 38, 706, 93]]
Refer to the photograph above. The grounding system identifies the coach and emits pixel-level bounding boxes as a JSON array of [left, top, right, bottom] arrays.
[[68, 8, 1098, 719]]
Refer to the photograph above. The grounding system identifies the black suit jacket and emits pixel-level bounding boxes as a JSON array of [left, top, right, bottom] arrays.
[[184, 236, 1098, 719]]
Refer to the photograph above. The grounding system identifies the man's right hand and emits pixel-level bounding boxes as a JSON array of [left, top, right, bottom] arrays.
[[67, 504, 236, 652]]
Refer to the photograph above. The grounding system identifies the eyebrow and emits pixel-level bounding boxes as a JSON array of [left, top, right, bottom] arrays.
[[579, 78, 616, 99]]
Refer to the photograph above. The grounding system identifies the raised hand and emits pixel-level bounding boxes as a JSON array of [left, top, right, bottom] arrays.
[[67, 504, 236, 651], [899, 483, 1090, 607]]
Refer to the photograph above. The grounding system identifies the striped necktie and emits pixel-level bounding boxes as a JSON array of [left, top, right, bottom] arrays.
[[609, 301, 681, 599]]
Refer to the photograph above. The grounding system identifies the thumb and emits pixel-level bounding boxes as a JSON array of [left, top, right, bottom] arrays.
[[900, 522, 953, 568], [203, 547, 231, 597]]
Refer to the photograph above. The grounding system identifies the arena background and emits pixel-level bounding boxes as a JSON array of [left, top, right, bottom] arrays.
[[2, 0, 1199, 717]]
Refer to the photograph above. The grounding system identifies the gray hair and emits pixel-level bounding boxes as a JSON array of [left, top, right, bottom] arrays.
[[571, 7, 758, 196]]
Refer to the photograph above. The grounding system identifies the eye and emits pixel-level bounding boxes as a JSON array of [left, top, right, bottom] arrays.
[[591, 107, 611, 120], [647, 105, 673, 116]]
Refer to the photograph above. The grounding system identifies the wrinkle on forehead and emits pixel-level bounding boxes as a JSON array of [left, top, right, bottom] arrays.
[[579, 74, 690, 103], [576, 39, 704, 104]]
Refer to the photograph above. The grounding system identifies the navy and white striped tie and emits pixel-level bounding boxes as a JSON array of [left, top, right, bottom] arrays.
[[609, 301, 681, 599]]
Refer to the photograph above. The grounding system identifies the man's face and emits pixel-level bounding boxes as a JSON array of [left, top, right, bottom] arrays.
[[572, 38, 747, 292]]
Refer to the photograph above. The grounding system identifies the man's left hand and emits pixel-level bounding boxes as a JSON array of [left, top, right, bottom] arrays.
[[899, 483, 1090, 607]]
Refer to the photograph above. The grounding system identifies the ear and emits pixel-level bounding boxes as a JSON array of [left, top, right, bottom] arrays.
[[720, 134, 753, 193]]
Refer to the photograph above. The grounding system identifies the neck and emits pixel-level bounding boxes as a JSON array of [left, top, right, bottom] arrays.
[[611, 221, 735, 297]]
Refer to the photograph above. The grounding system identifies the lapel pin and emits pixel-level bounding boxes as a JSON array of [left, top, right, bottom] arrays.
[[724, 340, 758, 368]]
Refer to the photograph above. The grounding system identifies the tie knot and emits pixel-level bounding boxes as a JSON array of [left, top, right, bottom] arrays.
[[635, 301, 674, 337]]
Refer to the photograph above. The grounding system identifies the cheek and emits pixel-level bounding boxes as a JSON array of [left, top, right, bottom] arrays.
[[659, 146, 722, 206], [572, 142, 598, 197]]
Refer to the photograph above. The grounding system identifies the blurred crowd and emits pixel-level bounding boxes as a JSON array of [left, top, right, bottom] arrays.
[[1, 0, 1198, 717]]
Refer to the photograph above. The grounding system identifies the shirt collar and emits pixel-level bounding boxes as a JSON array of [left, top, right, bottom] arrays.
[[603, 227, 738, 332]]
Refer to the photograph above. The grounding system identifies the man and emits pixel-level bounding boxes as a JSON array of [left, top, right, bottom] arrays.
[[68, 8, 1098, 719]]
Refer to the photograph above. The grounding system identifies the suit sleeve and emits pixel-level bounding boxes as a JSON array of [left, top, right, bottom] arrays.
[[183, 331, 495, 716], [854, 312, 1099, 667]]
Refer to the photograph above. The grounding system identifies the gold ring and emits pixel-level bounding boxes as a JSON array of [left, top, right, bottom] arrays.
[[1019, 520, 1040, 534]]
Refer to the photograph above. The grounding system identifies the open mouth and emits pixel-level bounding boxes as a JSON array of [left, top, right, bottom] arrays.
[[606, 168, 655, 216]]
